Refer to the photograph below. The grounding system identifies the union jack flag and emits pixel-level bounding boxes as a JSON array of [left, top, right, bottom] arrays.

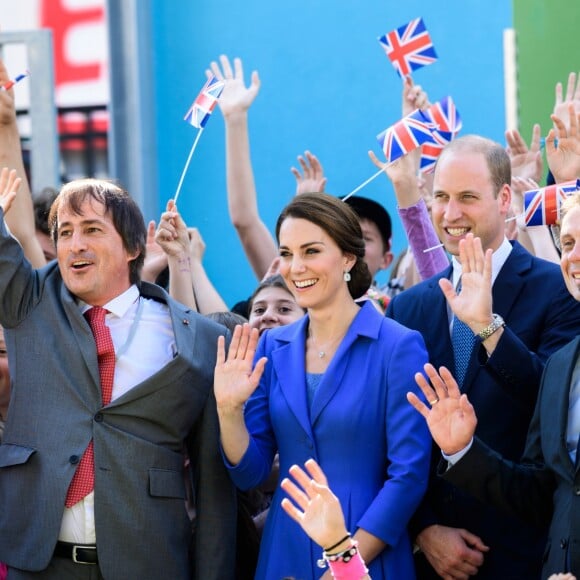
[[377, 109, 435, 164], [419, 139, 446, 174], [524, 179, 580, 226], [378, 18, 437, 77], [426, 96, 462, 136], [420, 96, 462, 173], [184, 75, 225, 129]]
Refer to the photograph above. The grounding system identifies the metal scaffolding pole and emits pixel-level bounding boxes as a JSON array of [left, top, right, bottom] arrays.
[[106, 0, 158, 220], [0, 29, 59, 193]]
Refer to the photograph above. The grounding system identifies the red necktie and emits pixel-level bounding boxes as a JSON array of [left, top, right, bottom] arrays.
[[65, 306, 115, 508]]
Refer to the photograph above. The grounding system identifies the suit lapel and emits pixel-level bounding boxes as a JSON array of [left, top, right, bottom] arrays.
[[271, 318, 312, 439], [462, 243, 531, 393], [310, 303, 381, 426], [561, 338, 580, 475], [423, 266, 455, 372], [489, 243, 531, 320], [536, 337, 580, 478], [59, 282, 198, 408], [271, 303, 381, 435], [60, 284, 102, 398]]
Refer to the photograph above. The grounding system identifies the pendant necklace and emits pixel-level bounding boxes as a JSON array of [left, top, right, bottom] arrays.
[[309, 331, 343, 359]]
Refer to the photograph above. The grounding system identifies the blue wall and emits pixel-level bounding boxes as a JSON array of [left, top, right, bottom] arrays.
[[148, 0, 511, 305]]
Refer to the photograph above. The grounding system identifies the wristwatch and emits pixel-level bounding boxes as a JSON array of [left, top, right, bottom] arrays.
[[478, 314, 505, 342]]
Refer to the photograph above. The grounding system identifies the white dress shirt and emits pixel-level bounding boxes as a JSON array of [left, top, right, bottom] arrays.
[[448, 237, 513, 328], [59, 285, 175, 543], [445, 238, 513, 464]]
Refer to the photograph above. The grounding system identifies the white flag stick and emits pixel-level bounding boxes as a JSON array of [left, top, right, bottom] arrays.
[[342, 167, 387, 202], [173, 128, 204, 204], [423, 243, 444, 253]]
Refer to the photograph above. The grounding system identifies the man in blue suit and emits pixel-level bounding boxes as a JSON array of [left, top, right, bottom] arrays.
[[408, 189, 580, 578], [387, 135, 580, 579]]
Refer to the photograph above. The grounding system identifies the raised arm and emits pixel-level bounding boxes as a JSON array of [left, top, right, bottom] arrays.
[[505, 124, 543, 183], [214, 324, 267, 465], [141, 220, 169, 283], [156, 202, 229, 314], [291, 150, 327, 195], [368, 77, 448, 280], [410, 361, 556, 529], [0, 60, 45, 267], [369, 148, 448, 280], [210, 55, 277, 280], [408, 362, 477, 456], [186, 227, 228, 314], [546, 104, 580, 183], [553, 71, 580, 134], [0, 167, 22, 215], [155, 200, 198, 310], [281, 459, 371, 580]]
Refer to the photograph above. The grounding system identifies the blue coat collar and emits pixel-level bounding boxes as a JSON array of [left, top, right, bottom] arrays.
[[269, 301, 382, 435]]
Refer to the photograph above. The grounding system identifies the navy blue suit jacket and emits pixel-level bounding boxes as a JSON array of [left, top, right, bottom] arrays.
[[387, 242, 580, 578], [443, 337, 580, 577]]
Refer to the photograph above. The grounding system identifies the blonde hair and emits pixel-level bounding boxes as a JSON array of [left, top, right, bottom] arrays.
[[560, 191, 580, 223]]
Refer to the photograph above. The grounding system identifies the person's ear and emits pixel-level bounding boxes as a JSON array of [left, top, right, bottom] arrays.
[[499, 184, 512, 214], [379, 250, 394, 271]]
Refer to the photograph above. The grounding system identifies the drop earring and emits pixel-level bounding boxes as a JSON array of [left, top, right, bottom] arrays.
[[344, 271, 351, 282]]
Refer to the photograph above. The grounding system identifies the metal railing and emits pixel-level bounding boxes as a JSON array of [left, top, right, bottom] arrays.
[[18, 105, 108, 183]]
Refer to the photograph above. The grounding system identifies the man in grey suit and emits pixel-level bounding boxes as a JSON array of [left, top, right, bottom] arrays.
[[0, 177, 236, 579]]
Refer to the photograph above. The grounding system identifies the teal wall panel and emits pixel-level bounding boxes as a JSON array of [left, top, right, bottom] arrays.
[[147, 0, 511, 305]]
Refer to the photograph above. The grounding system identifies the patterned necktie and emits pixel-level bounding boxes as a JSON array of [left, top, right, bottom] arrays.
[[451, 279, 476, 388], [65, 306, 115, 508]]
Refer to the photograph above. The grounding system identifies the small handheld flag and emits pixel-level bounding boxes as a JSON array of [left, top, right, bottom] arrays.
[[1, 70, 30, 91], [376, 109, 435, 164], [378, 18, 437, 78], [184, 75, 225, 129], [426, 96, 462, 136], [420, 96, 462, 173], [524, 179, 580, 226], [419, 139, 446, 174], [343, 110, 435, 201], [173, 75, 226, 203]]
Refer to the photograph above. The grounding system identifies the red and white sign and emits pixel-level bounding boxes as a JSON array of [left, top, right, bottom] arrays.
[[0, 0, 109, 105], [0, 0, 109, 150]]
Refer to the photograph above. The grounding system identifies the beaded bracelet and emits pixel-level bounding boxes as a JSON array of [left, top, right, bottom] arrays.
[[324, 534, 351, 553], [326, 543, 358, 563], [317, 540, 369, 579]]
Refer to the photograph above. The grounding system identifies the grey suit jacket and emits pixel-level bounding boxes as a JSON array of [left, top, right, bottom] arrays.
[[0, 213, 236, 579]]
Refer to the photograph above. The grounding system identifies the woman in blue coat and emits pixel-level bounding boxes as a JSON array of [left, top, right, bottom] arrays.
[[215, 193, 431, 579]]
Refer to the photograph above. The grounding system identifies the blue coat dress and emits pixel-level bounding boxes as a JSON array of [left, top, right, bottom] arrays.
[[228, 301, 431, 579]]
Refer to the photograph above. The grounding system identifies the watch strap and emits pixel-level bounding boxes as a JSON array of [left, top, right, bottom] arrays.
[[478, 314, 505, 341]]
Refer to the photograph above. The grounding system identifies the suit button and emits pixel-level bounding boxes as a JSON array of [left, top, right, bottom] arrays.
[[561, 539, 568, 549], [94, 413, 103, 422], [69, 455, 79, 464]]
